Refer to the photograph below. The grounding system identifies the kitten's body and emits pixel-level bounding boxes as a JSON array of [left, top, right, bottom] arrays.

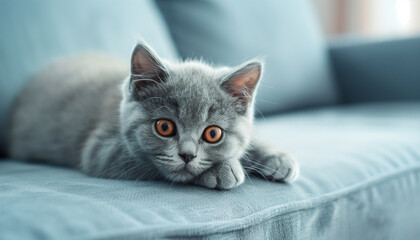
[[8, 44, 298, 189], [8, 54, 125, 168]]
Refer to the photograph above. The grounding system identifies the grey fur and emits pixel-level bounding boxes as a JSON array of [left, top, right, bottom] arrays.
[[8, 43, 299, 190]]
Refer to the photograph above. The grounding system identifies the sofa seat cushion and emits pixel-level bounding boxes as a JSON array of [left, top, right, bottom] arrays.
[[1, 102, 419, 239]]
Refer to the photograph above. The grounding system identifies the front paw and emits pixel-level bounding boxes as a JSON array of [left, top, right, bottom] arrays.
[[193, 161, 245, 190], [255, 152, 299, 182]]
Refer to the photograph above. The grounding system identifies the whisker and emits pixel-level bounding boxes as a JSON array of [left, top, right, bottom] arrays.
[[95, 159, 136, 178], [243, 166, 270, 182], [156, 154, 173, 158], [243, 169, 254, 185]]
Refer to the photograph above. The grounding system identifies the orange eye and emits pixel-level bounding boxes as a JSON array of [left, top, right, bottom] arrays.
[[155, 119, 176, 137], [202, 126, 223, 143]]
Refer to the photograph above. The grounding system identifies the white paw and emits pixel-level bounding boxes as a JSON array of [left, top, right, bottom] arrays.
[[258, 153, 299, 182], [194, 160, 245, 190]]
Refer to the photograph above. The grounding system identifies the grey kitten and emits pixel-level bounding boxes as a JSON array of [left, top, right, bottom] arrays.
[[8, 43, 299, 190]]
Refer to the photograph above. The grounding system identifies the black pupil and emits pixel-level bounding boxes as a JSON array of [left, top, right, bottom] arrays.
[[162, 122, 169, 132], [210, 129, 216, 138]]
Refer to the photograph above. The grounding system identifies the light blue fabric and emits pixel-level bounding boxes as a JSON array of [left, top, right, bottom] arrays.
[[1, 103, 419, 239], [0, 0, 179, 155], [156, 0, 338, 115], [329, 36, 420, 103]]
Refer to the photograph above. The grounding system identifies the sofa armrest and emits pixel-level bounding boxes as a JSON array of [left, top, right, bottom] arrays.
[[329, 36, 420, 103]]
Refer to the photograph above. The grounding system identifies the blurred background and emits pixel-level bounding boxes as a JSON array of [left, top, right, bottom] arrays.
[[312, 0, 420, 38]]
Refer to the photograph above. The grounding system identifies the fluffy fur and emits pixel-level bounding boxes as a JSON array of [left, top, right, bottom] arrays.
[[7, 43, 299, 189]]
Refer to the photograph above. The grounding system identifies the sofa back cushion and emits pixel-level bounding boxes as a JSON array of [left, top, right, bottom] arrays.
[[156, 0, 337, 115], [0, 0, 178, 155]]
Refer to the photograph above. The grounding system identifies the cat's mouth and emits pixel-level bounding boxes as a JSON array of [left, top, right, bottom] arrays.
[[173, 166, 194, 176]]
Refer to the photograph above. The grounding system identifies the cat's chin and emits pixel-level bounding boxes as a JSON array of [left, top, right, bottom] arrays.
[[167, 169, 195, 183]]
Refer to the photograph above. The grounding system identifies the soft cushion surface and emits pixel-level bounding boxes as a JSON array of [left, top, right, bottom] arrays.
[[156, 0, 337, 115], [1, 103, 420, 239], [0, 0, 178, 154]]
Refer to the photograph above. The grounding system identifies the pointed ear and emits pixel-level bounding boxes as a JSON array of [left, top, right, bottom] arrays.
[[221, 61, 262, 108], [130, 42, 167, 92]]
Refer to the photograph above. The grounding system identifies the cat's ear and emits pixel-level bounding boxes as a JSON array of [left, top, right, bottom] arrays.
[[221, 61, 262, 109], [130, 42, 167, 91]]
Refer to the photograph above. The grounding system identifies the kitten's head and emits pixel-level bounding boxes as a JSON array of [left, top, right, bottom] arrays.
[[120, 43, 262, 183]]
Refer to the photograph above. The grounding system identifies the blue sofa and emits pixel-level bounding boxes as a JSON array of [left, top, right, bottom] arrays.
[[1, 1, 420, 239]]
